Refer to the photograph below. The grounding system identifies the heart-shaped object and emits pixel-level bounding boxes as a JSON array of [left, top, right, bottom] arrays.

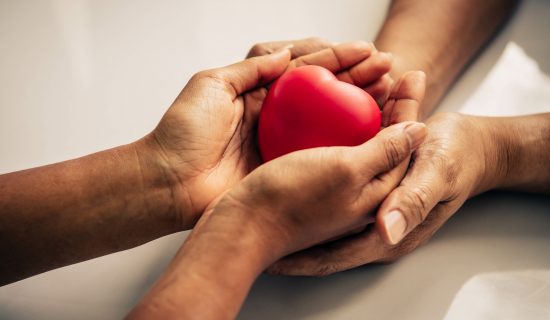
[[258, 65, 381, 162]]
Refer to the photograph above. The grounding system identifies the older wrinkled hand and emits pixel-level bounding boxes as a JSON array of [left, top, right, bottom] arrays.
[[267, 113, 508, 276]]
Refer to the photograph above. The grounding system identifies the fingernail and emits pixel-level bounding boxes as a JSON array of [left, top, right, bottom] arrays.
[[383, 210, 407, 245], [404, 122, 426, 150]]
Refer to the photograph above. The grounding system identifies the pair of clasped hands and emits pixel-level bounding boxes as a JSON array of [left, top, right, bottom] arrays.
[[131, 38, 496, 317]]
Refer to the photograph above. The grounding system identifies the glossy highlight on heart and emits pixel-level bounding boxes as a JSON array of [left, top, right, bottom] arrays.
[[258, 65, 381, 162]]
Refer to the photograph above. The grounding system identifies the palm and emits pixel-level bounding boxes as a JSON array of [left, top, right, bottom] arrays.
[[154, 41, 394, 220], [153, 80, 266, 216]]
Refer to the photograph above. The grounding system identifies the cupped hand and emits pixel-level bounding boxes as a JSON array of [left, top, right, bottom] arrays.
[[247, 37, 395, 106], [140, 41, 394, 229], [205, 121, 427, 262], [267, 113, 503, 276]]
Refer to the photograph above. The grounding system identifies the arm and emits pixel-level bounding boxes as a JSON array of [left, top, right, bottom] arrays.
[[0, 140, 180, 285], [0, 50, 293, 285], [375, 0, 519, 117], [127, 207, 272, 319], [268, 112, 550, 276], [129, 121, 426, 319], [375, 112, 550, 245], [0, 42, 393, 285], [488, 113, 550, 194]]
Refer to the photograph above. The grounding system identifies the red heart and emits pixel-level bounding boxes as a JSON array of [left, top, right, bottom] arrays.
[[258, 65, 381, 162]]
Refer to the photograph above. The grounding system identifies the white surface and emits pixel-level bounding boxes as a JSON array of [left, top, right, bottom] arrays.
[[444, 270, 550, 320], [459, 41, 550, 116], [0, 0, 549, 319]]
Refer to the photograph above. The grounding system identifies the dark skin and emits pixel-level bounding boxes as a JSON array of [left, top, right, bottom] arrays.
[[248, 0, 526, 276], [375, 0, 520, 117], [269, 112, 550, 276], [129, 121, 428, 319], [0, 41, 394, 285], [1, 0, 539, 317], [248, 0, 519, 119]]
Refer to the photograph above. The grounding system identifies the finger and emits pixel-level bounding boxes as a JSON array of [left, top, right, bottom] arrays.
[[267, 228, 388, 276], [354, 121, 427, 178], [363, 74, 394, 107], [247, 37, 333, 59], [243, 87, 267, 126], [381, 71, 426, 127], [337, 51, 392, 87], [376, 158, 446, 245], [288, 41, 375, 74], [197, 48, 291, 99]]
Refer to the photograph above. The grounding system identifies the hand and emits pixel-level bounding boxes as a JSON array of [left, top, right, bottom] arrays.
[[247, 37, 333, 59], [247, 37, 395, 106], [139, 41, 394, 229], [205, 121, 427, 264], [267, 113, 504, 276], [130, 121, 427, 319]]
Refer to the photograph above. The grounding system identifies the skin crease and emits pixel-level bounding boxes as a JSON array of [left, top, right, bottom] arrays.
[[130, 65, 429, 318], [0, 41, 394, 285], [129, 121, 428, 319], [1, 1, 546, 319], [268, 113, 550, 276], [247, 0, 530, 276]]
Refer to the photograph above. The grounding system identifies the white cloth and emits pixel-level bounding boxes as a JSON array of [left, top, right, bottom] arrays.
[[445, 270, 550, 320], [445, 42, 550, 319], [458, 41, 550, 116]]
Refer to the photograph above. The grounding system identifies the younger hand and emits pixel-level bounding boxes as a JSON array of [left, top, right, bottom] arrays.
[[140, 41, 395, 229]]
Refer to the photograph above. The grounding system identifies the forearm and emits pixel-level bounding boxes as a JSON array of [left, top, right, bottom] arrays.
[[375, 0, 518, 117], [487, 113, 550, 194], [129, 207, 276, 319], [0, 137, 182, 284]]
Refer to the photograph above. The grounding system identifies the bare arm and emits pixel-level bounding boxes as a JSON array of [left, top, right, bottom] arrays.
[[267, 112, 550, 276], [491, 113, 550, 194], [375, 0, 519, 117], [0, 139, 181, 285], [129, 121, 426, 319], [0, 43, 391, 286], [0, 49, 296, 285]]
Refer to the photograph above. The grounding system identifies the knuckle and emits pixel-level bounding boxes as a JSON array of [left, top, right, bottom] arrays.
[[384, 136, 406, 168], [192, 69, 221, 82], [247, 43, 270, 57], [402, 186, 432, 223], [190, 69, 229, 92], [190, 70, 207, 83]]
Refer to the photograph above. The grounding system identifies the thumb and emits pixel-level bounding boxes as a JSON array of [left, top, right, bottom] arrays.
[[376, 159, 446, 245], [195, 47, 292, 98], [381, 71, 426, 127], [355, 121, 427, 178]]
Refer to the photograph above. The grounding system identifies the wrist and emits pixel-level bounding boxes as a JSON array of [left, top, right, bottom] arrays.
[[131, 204, 276, 319], [469, 117, 508, 195], [484, 114, 550, 192], [130, 135, 190, 231]]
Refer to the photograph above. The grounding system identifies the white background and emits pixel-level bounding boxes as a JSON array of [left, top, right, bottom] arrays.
[[0, 1, 549, 319]]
